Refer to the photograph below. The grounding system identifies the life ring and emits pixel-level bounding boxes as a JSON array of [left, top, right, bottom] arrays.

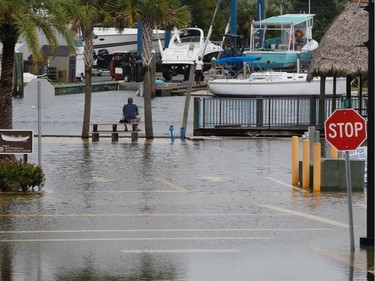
[[294, 29, 304, 43]]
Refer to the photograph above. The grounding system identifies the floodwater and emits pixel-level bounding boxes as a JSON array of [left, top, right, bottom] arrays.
[[0, 90, 373, 281], [13, 89, 195, 137]]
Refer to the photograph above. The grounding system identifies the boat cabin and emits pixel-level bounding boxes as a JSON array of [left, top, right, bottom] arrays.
[[249, 14, 316, 51]]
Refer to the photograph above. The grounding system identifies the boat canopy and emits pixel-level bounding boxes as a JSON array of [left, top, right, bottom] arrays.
[[215, 56, 261, 64], [253, 14, 315, 26]]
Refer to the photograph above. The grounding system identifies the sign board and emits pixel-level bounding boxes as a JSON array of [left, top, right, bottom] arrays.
[[324, 109, 367, 151], [0, 130, 33, 154], [24, 78, 55, 109]]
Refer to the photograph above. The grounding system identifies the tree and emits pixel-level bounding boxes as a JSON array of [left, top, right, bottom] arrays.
[[0, 0, 75, 159], [113, 0, 191, 139], [62, 0, 112, 139]]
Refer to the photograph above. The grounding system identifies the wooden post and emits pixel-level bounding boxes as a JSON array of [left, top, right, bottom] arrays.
[[112, 124, 118, 142], [92, 124, 99, 142], [313, 143, 321, 192], [291, 136, 299, 186], [181, 65, 195, 137], [330, 146, 338, 158]]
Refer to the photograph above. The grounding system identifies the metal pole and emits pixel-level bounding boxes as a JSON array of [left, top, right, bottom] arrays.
[[37, 80, 42, 166], [360, 0, 374, 247], [345, 151, 355, 249]]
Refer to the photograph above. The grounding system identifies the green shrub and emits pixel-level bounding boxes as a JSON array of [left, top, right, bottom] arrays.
[[0, 160, 45, 191]]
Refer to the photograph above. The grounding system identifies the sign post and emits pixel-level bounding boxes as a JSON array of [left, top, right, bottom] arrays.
[[24, 79, 55, 166], [325, 109, 367, 249]]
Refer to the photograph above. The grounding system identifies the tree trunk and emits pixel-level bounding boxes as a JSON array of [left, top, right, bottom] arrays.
[[143, 67, 154, 138], [81, 29, 94, 139], [0, 41, 16, 130], [141, 20, 155, 139], [0, 29, 17, 161]]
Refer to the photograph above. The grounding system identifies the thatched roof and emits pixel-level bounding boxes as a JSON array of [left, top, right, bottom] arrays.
[[307, 1, 368, 81]]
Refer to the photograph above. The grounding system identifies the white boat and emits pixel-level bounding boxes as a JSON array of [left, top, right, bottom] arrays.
[[161, 27, 223, 81], [91, 27, 165, 54], [243, 14, 319, 70], [208, 57, 346, 97]]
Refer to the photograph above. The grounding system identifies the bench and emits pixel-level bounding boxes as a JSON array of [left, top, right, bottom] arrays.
[[90, 121, 141, 142]]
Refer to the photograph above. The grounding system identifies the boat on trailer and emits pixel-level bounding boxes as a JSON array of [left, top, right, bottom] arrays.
[[243, 14, 319, 71], [161, 27, 223, 81]]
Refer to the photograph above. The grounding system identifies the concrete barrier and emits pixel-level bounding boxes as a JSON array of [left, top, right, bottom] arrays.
[[321, 158, 365, 191]]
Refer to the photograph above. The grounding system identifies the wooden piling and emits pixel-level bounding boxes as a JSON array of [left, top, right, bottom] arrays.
[[291, 136, 299, 186]]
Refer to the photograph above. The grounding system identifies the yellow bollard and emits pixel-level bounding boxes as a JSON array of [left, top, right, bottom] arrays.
[[313, 143, 321, 192], [302, 139, 310, 189], [330, 146, 338, 158], [291, 136, 299, 186]]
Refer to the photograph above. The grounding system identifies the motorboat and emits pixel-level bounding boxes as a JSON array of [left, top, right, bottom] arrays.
[[91, 27, 165, 54], [243, 14, 319, 70], [208, 56, 346, 97], [161, 27, 223, 81]]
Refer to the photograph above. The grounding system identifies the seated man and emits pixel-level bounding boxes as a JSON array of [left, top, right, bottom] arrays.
[[122, 97, 141, 131]]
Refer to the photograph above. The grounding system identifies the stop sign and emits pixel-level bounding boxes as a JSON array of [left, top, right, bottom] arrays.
[[325, 109, 367, 151]]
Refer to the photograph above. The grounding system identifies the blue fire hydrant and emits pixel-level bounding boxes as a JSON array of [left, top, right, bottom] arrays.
[[169, 125, 175, 143]]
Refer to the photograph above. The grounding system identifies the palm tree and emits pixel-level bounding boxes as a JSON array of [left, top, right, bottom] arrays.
[[113, 0, 191, 139], [0, 0, 75, 160], [62, 0, 112, 139]]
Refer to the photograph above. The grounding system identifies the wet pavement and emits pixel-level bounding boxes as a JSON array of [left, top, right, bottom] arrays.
[[0, 91, 373, 280]]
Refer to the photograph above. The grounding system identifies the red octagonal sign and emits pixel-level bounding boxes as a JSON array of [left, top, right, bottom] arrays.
[[325, 109, 367, 151]]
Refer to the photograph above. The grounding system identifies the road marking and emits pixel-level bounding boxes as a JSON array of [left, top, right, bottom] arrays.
[[267, 177, 308, 192], [0, 236, 273, 243], [154, 177, 188, 192], [92, 176, 116, 183], [0, 212, 290, 218], [92, 190, 181, 193], [201, 176, 225, 182], [121, 249, 241, 254], [0, 227, 331, 234], [261, 204, 349, 228]]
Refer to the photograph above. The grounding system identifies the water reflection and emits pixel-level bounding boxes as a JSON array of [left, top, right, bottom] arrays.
[[54, 253, 179, 281]]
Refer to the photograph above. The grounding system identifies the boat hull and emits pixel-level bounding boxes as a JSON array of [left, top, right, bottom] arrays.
[[208, 77, 347, 97], [92, 28, 165, 54]]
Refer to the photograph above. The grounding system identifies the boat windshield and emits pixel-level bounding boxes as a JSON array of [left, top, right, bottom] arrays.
[[178, 36, 201, 43]]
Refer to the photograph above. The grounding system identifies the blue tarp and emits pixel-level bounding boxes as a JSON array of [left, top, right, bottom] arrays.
[[215, 56, 261, 64]]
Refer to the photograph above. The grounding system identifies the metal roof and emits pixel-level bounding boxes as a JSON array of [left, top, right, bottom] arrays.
[[254, 14, 315, 26]]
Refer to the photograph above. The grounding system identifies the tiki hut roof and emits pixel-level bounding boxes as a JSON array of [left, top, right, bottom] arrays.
[[306, 1, 368, 81]]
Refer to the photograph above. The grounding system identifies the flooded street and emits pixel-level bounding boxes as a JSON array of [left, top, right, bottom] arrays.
[[0, 90, 373, 280]]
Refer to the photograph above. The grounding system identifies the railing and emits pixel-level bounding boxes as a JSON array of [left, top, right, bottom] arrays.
[[194, 96, 368, 130]]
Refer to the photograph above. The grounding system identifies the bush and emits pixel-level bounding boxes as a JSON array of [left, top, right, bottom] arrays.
[[0, 160, 45, 191]]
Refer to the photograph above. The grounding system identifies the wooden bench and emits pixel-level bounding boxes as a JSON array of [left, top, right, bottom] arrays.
[[90, 121, 141, 142]]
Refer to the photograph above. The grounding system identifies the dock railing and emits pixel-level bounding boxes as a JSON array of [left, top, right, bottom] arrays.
[[193, 96, 367, 135]]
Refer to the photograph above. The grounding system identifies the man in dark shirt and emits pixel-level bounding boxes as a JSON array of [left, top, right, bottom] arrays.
[[122, 97, 140, 131]]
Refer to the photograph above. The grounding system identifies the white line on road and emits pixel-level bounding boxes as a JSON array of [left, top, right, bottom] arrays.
[[0, 212, 290, 218], [267, 177, 308, 192], [121, 249, 241, 254], [154, 177, 188, 192], [0, 236, 274, 243], [261, 204, 349, 228], [0, 227, 331, 234]]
